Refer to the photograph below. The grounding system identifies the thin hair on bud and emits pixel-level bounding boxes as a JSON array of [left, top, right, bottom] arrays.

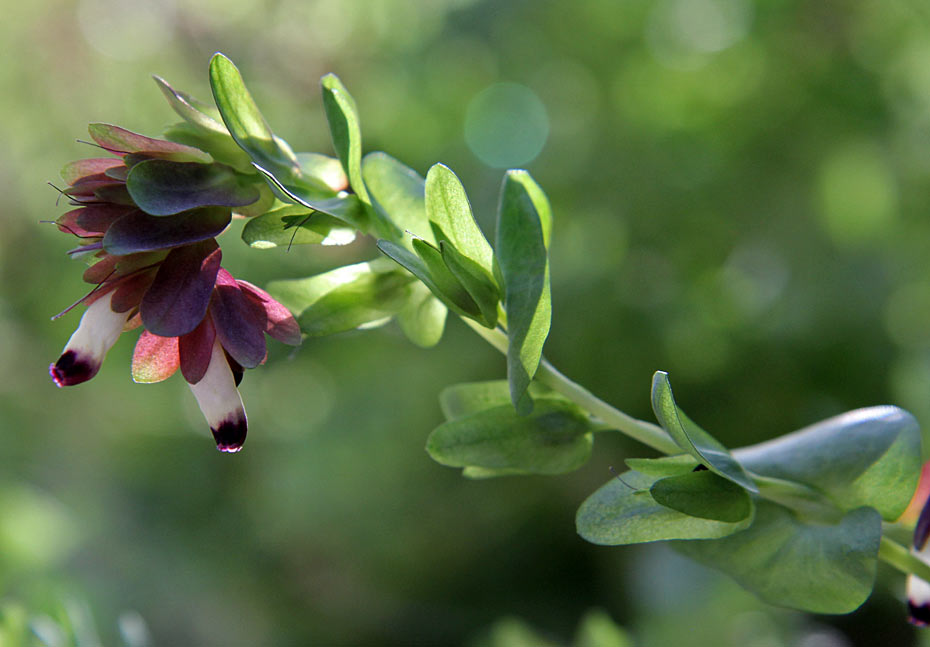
[[285, 213, 314, 252]]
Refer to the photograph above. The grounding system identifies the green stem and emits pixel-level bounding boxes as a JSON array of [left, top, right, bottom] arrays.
[[464, 320, 680, 455], [879, 536, 930, 582]]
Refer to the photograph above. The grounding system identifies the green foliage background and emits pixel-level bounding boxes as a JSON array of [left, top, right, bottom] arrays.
[[4, 0, 930, 644]]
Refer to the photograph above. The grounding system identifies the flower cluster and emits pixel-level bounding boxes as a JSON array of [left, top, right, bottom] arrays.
[[50, 124, 299, 452]]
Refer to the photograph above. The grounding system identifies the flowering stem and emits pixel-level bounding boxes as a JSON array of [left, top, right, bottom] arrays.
[[879, 536, 930, 581], [463, 320, 680, 455]]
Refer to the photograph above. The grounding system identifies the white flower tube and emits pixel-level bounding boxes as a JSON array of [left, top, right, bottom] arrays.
[[188, 337, 247, 453], [49, 291, 131, 387]]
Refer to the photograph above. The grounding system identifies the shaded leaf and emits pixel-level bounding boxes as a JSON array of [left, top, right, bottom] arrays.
[[496, 170, 552, 413], [441, 240, 500, 327], [439, 380, 561, 421], [412, 238, 481, 317], [140, 240, 222, 337], [102, 208, 231, 255], [253, 163, 370, 232], [210, 268, 267, 368], [321, 73, 370, 206], [675, 502, 881, 614], [426, 398, 595, 475], [126, 160, 260, 216], [734, 405, 921, 520], [651, 371, 757, 493], [650, 471, 753, 522], [576, 469, 754, 545]]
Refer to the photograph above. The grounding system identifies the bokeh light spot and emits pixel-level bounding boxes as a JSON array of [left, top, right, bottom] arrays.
[[646, 0, 752, 69], [816, 141, 898, 246], [465, 83, 549, 168], [77, 0, 176, 61]]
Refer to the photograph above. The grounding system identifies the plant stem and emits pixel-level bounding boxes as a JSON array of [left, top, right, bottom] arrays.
[[463, 320, 680, 455], [879, 536, 930, 582], [465, 320, 930, 581]]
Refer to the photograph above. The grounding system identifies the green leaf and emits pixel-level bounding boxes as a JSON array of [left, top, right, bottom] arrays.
[[674, 502, 882, 614], [161, 122, 255, 174], [297, 271, 411, 336], [624, 454, 698, 478], [461, 466, 527, 479], [321, 73, 370, 207], [426, 398, 595, 475], [440, 241, 500, 327], [252, 163, 370, 233], [125, 160, 259, 216], [425, 163, 494, 273], [651, 372, 757, 493], [576, 469, 754, 546], [439, 380, 561, 421], [153, 74, 226, 133], [297, 152, 348, 192], [378, 240, 477, 319], [574, 609, 633, 647], [361, 152, 424, 244], [208, 53, 300, 183], [496, 170, 552, 414], [266, 260, 413, 336], [412, 239, 481, 318], [734, 405, 920, 520], [241, 206, 355, 249], [88, 123, 212, 164], [650, 471, 753, 522], [396, 282, 447, 348]]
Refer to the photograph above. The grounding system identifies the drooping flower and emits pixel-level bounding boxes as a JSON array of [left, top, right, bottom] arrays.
[[907, 462, 930, 625], [50, 124, 300, 452]]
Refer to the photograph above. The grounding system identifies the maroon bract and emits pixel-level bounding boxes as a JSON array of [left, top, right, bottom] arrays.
[[50, 125, 300, 452]]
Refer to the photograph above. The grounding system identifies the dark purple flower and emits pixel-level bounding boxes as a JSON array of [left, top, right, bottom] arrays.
[[50, 125, 300, 452]]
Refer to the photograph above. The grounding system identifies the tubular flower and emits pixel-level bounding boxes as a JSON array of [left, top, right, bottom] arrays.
[[50, 125, 300, 452], [908, 463, 930, 625]]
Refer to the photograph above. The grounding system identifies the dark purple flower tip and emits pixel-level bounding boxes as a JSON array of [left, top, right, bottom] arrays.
[[49, 350, 99, 387], [909, 602, 930, 627], [212, 413, 247, 453]]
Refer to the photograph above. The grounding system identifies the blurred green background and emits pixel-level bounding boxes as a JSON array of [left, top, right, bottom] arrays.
[[4, 0, 930, 644]]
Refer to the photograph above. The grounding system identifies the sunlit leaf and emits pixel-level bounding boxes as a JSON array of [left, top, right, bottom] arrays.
[[361, 152, 424, 244], [266, 260, 413, 336], [209, 53, 299, 181], [241, 206, 355, 249], [396, 282, 447, 348], [425, 163, 494, 274]]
